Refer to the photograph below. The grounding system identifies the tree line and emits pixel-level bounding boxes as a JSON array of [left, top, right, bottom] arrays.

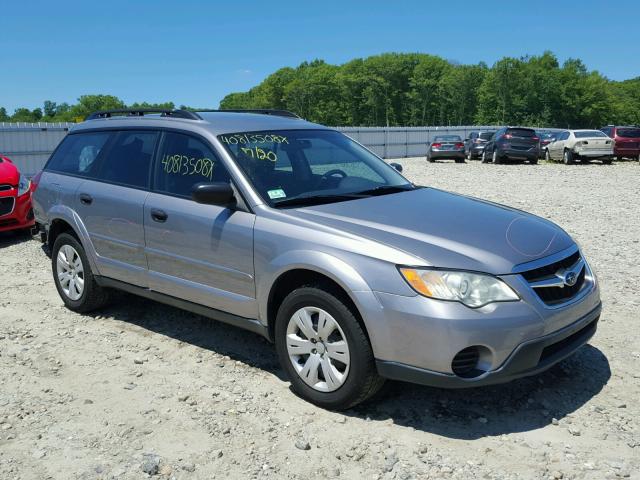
[[2, 52, 639, 127], [219, 52, 639, 128], [0, 96, 191, 124]]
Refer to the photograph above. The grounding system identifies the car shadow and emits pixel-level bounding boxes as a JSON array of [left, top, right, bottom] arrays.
[[94, 293, 610, 439], [347, 344, 610, 439], [0, 229, 34, 249]]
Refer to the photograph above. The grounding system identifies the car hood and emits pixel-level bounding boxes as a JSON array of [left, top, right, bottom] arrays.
[[286, 188, 574, 274], [0, 158, 19, 186]]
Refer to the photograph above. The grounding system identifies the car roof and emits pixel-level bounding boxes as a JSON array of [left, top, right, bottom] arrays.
[[71, 111, 327, 136]]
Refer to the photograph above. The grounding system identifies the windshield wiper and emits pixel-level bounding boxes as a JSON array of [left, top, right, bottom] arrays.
[[352, 184, 417, 196], [273, 193, 367, 208]]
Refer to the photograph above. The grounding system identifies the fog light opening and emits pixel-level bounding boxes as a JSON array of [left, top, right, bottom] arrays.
[[451, 346, 492, 378]]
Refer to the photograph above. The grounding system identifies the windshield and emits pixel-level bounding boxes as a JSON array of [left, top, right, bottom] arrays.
[[219, 129, 413, 207], [574, 130, 607, 138], [617, 128, 640, 138], [434, 135, 462, 142]]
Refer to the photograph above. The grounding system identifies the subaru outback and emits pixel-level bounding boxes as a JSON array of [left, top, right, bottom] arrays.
[[33, 109, 601, 410]]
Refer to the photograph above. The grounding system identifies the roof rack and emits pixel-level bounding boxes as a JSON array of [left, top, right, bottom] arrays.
[[85, 108, 201, 121], [196, 109, 301, 119]]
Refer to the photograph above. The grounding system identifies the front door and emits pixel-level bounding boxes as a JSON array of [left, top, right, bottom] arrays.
[[143, 131, 257, 319]]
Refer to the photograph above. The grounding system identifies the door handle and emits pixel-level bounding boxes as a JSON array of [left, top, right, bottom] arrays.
[[79, 193, 93, 205], [150, 209, 168, 223]]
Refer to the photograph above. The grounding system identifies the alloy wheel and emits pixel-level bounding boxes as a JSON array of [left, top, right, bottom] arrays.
[[286, 306, 350, 392]]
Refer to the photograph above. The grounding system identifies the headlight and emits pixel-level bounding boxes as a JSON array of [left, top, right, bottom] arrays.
[[399, 268, 519, 308], [17, 174, 31, 196]]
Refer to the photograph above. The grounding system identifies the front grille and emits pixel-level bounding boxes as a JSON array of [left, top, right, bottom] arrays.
[[0, 185, 12, 192], [535, 267, 586, 305], [0, 218, 18, 228], [521, 251, 580, 282], [451, 346, 479, 377], [521, 251, 587, 306], [0, 197, 15, 216]]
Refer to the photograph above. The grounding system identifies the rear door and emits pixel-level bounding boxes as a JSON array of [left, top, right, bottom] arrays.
[[75, 129, 158, 287], [143, 131, 257, 319]]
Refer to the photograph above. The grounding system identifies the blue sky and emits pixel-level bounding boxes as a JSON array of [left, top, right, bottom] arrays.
[[2, 0, 639, 112]]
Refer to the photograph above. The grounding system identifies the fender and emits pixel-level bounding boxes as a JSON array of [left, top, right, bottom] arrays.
[[256, 249, 380, 327], [46, 205, 101, 276]]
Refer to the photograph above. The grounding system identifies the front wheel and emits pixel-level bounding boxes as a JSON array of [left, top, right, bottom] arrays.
[[545, 149, 551, 162], [52, 233, 111, 312], [275, 285, 384, 410], [492, 150, 502, 164], [481, 150, 489, 163]]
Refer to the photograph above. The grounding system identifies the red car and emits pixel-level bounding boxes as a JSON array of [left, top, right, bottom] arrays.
[[600, 125, 640, 161], [0, 155, 36, 233]]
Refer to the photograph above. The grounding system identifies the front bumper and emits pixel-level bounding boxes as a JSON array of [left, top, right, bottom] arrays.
[[0, 192, 34, 232], [377, 303, 600, 388]]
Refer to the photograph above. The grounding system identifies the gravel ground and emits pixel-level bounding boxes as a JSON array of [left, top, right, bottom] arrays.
[[0, 158, 639, 480]]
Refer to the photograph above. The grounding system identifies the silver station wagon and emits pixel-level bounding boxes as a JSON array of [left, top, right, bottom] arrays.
[[33, 109, 601, 409]]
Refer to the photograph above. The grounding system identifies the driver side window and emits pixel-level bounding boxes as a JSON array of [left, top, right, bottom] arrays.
[[303, 137, 385, 183]]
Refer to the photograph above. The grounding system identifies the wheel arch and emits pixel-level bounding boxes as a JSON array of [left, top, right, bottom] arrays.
[[258, 252, 377, 344]]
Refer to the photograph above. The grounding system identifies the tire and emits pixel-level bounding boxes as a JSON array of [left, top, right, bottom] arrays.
[[466, 150, 473, 161], [274, 284, 384, 410], [455, 158, 465, 164], [563, 149, 574, 165], [529, 157, 538, 165], [545, 149, 551, 162], [481, 150, 489, 163], [427, 153, 434, 163], [52, 232, 111, 313], [602, 157, 612, 165], [492, 150, 502, 164]]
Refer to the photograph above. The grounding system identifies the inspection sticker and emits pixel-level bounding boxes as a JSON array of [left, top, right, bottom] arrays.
[[267, 188, 287, 200]]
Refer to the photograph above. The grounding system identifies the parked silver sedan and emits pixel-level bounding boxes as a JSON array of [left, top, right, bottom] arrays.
[[427, 135, 466, 163]]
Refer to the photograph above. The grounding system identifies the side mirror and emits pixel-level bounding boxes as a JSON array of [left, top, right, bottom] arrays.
[[192, 182, 235, 206], [390, 162, 403, 172]]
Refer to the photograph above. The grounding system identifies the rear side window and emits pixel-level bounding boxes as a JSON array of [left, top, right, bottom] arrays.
[[616, 128, 640, 138], [98, 130, 159, 189], [46, 132, 112, 177], [154, 132, 230, 198], [506, 128, 536, 138]]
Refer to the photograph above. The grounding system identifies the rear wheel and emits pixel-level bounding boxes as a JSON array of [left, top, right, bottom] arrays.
[[466, 150, 473, 161], [602, 157, 612, 165], [52, 233, 111, 312], [455, 157, 465, 164], [275, 284, 384, 410], [563, 149, 574, 165]]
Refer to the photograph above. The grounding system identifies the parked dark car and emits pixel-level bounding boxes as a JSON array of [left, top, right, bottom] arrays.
[[464, 131, 495, 160], [599, 125, 640, 161], [538, 131, 558, 158], [427, 135, 465, 163], [482, 127, 540, 164]]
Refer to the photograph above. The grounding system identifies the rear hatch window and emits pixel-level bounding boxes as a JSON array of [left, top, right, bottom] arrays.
[[479, 132, 494, 140], [616, 128, 640, 138], [506, 128, 536, 138]]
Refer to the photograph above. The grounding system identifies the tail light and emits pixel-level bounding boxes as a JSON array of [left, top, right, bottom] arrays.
[[454, 142, 464, 149], [532, 136, 539, 141], [30, 171, 43, 192], [501, 134, 512, 140], [432, 142, 442, 148]]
